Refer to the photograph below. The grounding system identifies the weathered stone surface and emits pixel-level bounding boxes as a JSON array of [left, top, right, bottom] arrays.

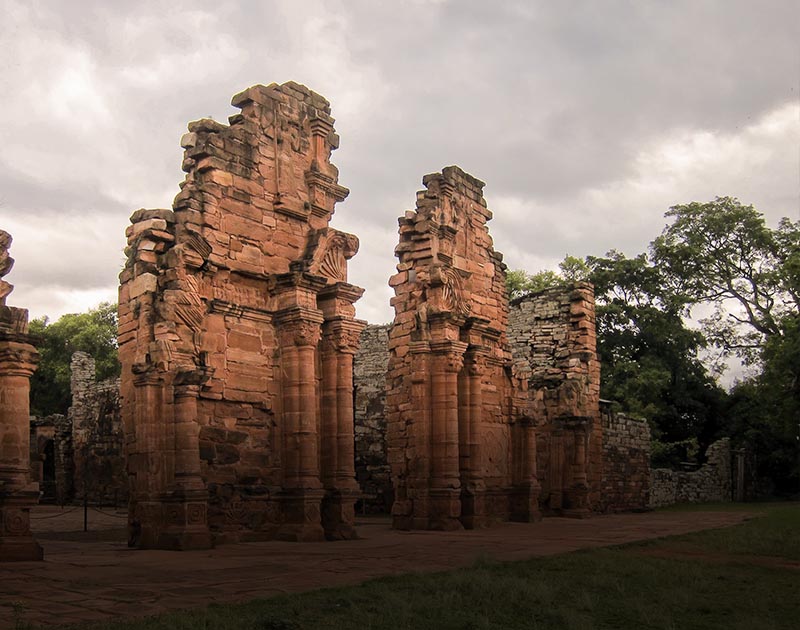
[[69, 352, 126, 505], [598, 402, 650, 512], [508, 284, 602, 517], [119, 83, 365, 548], [353, 324, 392, 512], [0, 229, 43, 561], [650, 438, 732, 507], [386, 166, 539, 530]]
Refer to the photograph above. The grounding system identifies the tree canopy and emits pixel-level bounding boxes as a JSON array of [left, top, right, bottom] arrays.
[[29, 301, 120, 417]]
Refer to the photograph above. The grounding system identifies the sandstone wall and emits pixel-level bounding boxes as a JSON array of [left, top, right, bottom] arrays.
[[508, 284, 602, 515], [598, 403, 650, 512], [649, 438, 731, 507], [353, 324, 392, 512], [386, 166, 540, 530], [118, 82, 364, 547]]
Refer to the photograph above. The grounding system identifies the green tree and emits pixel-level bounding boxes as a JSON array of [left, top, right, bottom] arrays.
[[586, 251, 727, 460], [652, 197, 799, 363], [29, 302, 120, 416]]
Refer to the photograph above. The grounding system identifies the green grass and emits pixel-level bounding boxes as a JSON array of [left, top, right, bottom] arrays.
[[32, 503, 800, 629]]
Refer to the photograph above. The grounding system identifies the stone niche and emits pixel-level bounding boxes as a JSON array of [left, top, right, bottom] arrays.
[[118, 82, 365, 548], [386, 166, 540, 530], [0, 230, 43, 561]]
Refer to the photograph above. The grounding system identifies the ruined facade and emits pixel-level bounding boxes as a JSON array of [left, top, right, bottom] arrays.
[[508, 285, 602, 516], [0, 230, 42, 561], [118, 82, 365, 548], [386, 167, 540, 530]]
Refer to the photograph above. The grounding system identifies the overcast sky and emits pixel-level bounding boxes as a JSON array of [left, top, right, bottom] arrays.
[[1, 0, 798, 330]]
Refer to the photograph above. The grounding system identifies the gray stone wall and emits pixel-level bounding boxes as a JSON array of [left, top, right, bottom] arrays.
[[353, 324, 392, 512], [649, 438, 732, 508], [599, 403, 651, 512], [69, 352, 127, 505]]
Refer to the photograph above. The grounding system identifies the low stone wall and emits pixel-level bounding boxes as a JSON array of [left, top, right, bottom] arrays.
[[598, 404, 650, 511], [353, 324, 392, 512], [649, 438, 732, 508]]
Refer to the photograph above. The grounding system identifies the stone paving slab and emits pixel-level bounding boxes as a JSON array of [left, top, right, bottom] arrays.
[[0, 508, 754, 629]]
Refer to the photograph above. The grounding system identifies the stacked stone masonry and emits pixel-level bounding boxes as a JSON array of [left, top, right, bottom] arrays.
[[507, 285, 602, 516], [29, 353, 125, 506], [118, 82, 365, 548], [650, 438, 732, 508], [353, 324, 392, 512], [0, 229, 43, 561], [598, 403, 650, 512], [68, 352, 126, 504], [386, 166, 542, 530]]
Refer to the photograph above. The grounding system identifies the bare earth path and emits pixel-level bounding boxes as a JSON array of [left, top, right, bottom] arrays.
[[0, 507, 753, 629]]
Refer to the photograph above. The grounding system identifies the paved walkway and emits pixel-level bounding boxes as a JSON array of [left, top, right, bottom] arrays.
[[1, 507, 753, 629]]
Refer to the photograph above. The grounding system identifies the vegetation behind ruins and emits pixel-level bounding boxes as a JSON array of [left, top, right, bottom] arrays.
[[28, 301, 120, 417], [510, 198, 799, 494]]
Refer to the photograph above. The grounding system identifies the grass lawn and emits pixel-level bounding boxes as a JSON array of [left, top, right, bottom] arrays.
[[22, 502, 800, 630]]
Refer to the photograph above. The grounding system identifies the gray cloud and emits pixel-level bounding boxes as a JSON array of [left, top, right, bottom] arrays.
[[0, 0, 797, 324]]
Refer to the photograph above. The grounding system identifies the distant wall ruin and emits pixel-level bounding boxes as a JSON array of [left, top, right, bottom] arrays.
[[508, 285, 602, 516], [598, 403, 651, 512], [353, 324, 392, 512], [29, 353, 126, 506], [118, 82, 365, 548], [650, 438, 731, 508]]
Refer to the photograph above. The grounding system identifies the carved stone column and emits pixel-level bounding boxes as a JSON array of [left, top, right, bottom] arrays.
[[459, 350, 487, 528], [428, 339, 467, 530], [563, 419, 590, 518], [392, 340, 432, 530], [276, 315, 325, 541], [319, 321, 363, 540], [510, 417, 542, 522], [129, 368, 168, 549], [156, 369, 212, 550], [0, 333, 42, 561]]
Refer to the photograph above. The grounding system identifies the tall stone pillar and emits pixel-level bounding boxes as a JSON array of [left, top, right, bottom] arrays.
[[158, 369, 212, 550], [277, 315, 325, 541], [319, 321, 363, 539], [428, 339, 467, 530], [459, 350, 487, 528], [0, 336, 41, 561], [128, 368, 167, 548], [563, 419, 590, 518], [510, 417, 541, 522], [0, 230, 43, 561]]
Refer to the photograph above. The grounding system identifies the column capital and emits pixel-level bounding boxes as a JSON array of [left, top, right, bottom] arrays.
[[0, 339, 39, 377], [278, 318, 322, 348], [321, 319, 366, 355]]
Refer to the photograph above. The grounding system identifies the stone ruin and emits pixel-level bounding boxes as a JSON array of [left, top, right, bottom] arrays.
[[119, 82, 365, 548], [1, 82, 669, 558], [386, 167, 540, 529], [0, 230, 42, 561], [29, 352, 125, 506]]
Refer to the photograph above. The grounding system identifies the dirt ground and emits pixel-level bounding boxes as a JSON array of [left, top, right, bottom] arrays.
[[0, 506, 754, 629]]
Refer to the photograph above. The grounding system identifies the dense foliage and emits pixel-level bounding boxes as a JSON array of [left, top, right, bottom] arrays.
[[29, 301, 120, 416]]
